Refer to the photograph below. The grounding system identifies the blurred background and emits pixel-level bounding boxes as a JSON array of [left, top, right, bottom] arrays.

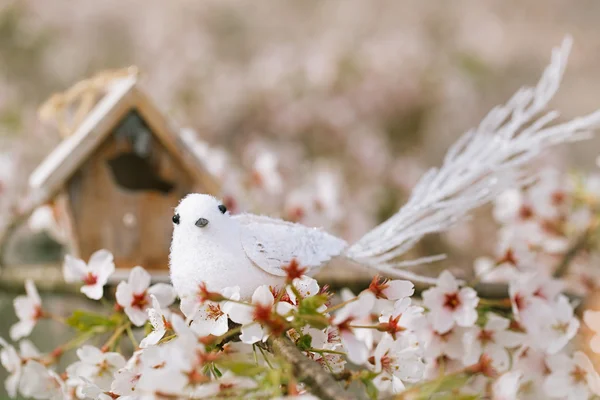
[[1, 1, 600, 397]]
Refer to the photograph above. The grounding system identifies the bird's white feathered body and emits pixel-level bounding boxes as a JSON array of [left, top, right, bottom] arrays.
[[170, 194, 347, 299]]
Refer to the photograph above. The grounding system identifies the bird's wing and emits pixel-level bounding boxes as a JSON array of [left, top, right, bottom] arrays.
[[233, 213, 347, 276]]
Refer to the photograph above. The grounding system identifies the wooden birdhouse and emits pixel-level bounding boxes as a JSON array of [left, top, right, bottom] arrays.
[[26, 74, 220, 273]]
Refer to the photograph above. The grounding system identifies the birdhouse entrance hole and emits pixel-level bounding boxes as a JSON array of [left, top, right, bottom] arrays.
[[105, 111, 175, 194]]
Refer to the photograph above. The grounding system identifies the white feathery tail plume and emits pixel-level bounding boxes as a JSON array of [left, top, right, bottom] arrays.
[[170, 37, 600, 298], [344, 36, 600, 283]]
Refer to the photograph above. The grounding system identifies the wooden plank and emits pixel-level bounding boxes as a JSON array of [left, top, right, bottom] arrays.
[[54, 191, 81, 258], [0, 264, 171, 294]]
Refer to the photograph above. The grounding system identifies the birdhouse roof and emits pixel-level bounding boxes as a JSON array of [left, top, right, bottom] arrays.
[[29, 76, 220, 204]]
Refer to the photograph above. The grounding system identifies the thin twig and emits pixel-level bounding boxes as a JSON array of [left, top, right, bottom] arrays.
[[0, 198, 45, 266], [553, 227, 595, 278]]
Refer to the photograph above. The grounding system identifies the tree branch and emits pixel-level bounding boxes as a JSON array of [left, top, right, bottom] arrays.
[[268, 336, 360, 400]]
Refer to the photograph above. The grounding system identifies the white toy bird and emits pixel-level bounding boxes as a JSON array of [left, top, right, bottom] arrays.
[[170, 38, 600, 299], [169, 193, 347, 299]]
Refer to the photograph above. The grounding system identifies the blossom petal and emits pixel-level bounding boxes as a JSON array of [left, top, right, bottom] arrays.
[[13, 297, 36, 321], [76, 345, 103, 364], [19, 340, 40, 358], [95, 260, 115, 284], [252, 285, 274, 307], [382, 280, 414, 300], [543, 372, 570, 398], [115, 282, 133, 307], [495, 330, 524, 348], [9, 320, 35, 341], [391, 297, 411, 317], [228, 303, 253, 324], [293, 276, 320, 298], [421, 288, 444, 310], [210, 316, 229, 336], [431, 309, 455, 334], [81, 284, 104, 300], [63, 256, 87, 283], [487, 344, 510, 372], [5, 372, 18, 398], [341, 331, 368, 365], [575, 351, 600, 396], [239, 324, 265, 344], [492, 371, 521, 400], [584, 310, 600, 333], [128, 266, 151, 294], [590, 335, 600, 354], [24, 280, 41, 306], [485, 314, 510, 332], [179, 296, 198, 319], [462, 329, 482, 366], [125, 306, 149, 327], [437, 271, 459, 292], [88, 250, 113, 272], [221, 286, 241, 301], [147, 284, 176, 307], [454, 302, 478, 328], [275, 302, 295, 317]]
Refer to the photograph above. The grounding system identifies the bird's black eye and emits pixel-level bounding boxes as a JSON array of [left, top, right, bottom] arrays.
[[218, 204, 227, 214], [172, 214, 180, 224]]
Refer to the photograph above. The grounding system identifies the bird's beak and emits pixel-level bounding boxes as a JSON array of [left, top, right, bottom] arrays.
[[195, 218, 209, 228]]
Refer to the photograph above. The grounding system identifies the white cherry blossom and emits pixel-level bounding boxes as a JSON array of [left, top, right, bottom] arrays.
[[302, 327, 346, 373], [378, 297, 423, 338], [286, 275, 321, 304], [19, 361, 66, 400], [536, 295, 579, 354], [67, 345, 126, 392], [110, 350, 143, 397], [463, 313, 524, 372], [368, 277, 414, 301], [0, 338, 21, 398], [180, 286, 240, 337], [473, 256, 520, 283], [492, 371, 522, 400], [191, 372, 257, 398], [418, 322, 467, 361], [228, 285, 294, 344], [80, 379, 113, 400], [332, 290, 376, 365], [422, 271, 479, 334], [512, 347, 550, 400], [509, 273, 562, 331], [10, 280, 43, 341], [543, 351, 600, 399], [140, 295, 171, 348], [0, 339, 41, 398], [116, 266, 176, 326], [137, 316, 209, 397], [63, 250, 115, 300], [370, 333, 424, 394]]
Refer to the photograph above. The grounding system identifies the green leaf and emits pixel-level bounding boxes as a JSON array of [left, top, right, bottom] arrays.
[[433, 394, 479, 400], [298, 294, 328, 315], [297, 295, 330, 329], [414, 374, 471, 400], [66, 310, 119, 332], [218, 360, 265, 377], [296, 334, 313, 351], [212, 365, 223, 378], [362, 377, 379, 400]]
